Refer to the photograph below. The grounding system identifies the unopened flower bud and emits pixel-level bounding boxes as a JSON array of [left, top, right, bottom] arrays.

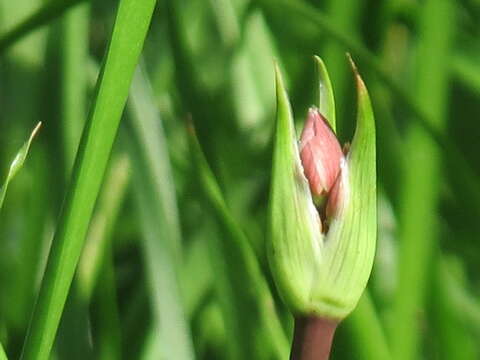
[[268, 56, 376, 320], [299, 108, 343, 199]]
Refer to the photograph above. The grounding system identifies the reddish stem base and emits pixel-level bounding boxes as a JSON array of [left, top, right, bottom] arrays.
[[290, 316, 338, 360]]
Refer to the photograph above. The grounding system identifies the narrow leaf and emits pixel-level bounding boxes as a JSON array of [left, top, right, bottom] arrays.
[[20, 0, 156, 358], [0, 122, 41, 211]]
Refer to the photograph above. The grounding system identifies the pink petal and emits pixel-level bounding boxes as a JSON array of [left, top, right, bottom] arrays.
[[299, 108, 343, 197]]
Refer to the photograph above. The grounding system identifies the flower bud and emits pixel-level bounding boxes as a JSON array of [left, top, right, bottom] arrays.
[[268, 56, 376, 320], [299, 108, 343, 198]]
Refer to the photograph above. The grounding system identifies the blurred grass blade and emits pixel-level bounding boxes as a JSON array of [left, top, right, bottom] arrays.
[[392, 0, 453, 358], [127, 67, 195, 360], [61, 2, 90, 172], [92, 250, 121, 360], [128, 66, 182, 260], [19, 0, 156, 358], [345, 292, 392, 360], [452, 53, 480, 95], [0, 122, 41, 211], [321, 0, 362, 129], [189, 129, 289, 360], [77, 153, 130, 301], [0, 343, 6, 360], [0, 0, 86, 53]]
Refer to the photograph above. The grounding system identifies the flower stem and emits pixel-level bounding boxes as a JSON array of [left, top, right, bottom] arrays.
[[290, 316, 338, 360]]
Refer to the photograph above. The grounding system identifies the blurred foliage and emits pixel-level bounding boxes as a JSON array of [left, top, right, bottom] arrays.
[[0, 0, 479, 359]]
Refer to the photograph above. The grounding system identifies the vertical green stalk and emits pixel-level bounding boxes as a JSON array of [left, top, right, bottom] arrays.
[[20, 1, 156, 359], [392, 0, 454, 359], [127, 67, 195, 360], [344, 293, 391, 360], [77, 153, 131, 302], [61, 2, 89, 171], [429, 257, 476, 359]]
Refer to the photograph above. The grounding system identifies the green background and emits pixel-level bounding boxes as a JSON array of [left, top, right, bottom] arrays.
[[0, 0, 479, 359]]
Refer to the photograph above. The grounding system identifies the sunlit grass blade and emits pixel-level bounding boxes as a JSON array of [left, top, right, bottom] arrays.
[[0, 343, 6, 360], [189, 128, 289, 360], [77, 153, 130, 301], [19, 0, 156, 358], [452, 53, 480, 95], [0, 122, 41, 212], [126, 66, 195, 360]]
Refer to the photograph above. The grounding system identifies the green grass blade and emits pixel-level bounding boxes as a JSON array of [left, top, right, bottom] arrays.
[[0, 122, 41, 212], [189, 129, 289, 360], [60, 2, 89, 172], [77, 153, 130, 301], [0, 0, 86, 53], [321, 0, 362, 130], [452, 53, 480, 95], [19, 0, 156, 358], [92, 250, 121, 360], [0, 343, 6, 360], [127, 66, 195, 360], [345, 292, 392, 360], [128, 66, 183, 261], [392, 0, 454, 358]]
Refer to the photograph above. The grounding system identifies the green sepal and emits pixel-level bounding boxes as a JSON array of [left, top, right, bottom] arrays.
[[310, 57, 377, 318], [268, 64, 323, 313], [0, 122, 41, 211], [314, 55, 336, 132]]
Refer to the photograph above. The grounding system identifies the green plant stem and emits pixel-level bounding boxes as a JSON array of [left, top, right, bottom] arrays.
[[0, 0, 86, 53], [77, 153, 130, 301], [61, 1, 89, 172], [127, 67, 195, 360], [392, 0, 454, 358], [19, 0, 156, 359]]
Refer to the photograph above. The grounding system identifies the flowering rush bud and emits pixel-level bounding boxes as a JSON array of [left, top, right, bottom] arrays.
[[268, 55, 376, 358]]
